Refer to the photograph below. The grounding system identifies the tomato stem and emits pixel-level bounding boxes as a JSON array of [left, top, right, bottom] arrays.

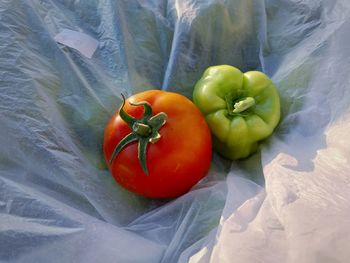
[[109, 95, 167, 175], [133, 123, 152, 136]]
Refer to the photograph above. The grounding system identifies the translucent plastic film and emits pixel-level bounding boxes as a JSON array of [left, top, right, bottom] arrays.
[[1, 0, 350, 262]]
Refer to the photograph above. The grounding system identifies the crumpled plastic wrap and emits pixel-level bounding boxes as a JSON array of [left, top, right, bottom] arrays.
[[1, 0, 350, 262]]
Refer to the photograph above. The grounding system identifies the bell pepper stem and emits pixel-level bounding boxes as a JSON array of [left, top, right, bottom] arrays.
[[232, 97, 255, 113]]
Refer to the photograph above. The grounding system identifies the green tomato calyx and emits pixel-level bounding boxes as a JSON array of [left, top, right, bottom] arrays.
[[109, 94, 167, 175], [132, 122, 152, 136]]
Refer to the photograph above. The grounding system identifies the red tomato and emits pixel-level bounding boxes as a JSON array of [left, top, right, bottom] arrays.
[[103, 90, 212, 199]]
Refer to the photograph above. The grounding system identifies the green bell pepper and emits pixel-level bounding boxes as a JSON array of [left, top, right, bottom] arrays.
[[193, 65, 280, 160]]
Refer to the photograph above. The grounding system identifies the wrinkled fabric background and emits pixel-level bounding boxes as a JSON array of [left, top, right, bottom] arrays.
[[1, 0, 350, 262]]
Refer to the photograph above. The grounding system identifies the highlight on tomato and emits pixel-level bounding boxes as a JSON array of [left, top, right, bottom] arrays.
[[103, 90, 212, 199]]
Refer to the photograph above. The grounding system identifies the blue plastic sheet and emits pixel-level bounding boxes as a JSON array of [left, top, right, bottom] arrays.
[[1, 0, 350, 262]]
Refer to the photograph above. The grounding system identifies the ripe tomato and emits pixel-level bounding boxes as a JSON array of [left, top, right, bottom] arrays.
[[103, 90, 212, 199]]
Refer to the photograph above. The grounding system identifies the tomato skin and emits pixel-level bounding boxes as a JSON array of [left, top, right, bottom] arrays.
[[103, 90, 212, 199]]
